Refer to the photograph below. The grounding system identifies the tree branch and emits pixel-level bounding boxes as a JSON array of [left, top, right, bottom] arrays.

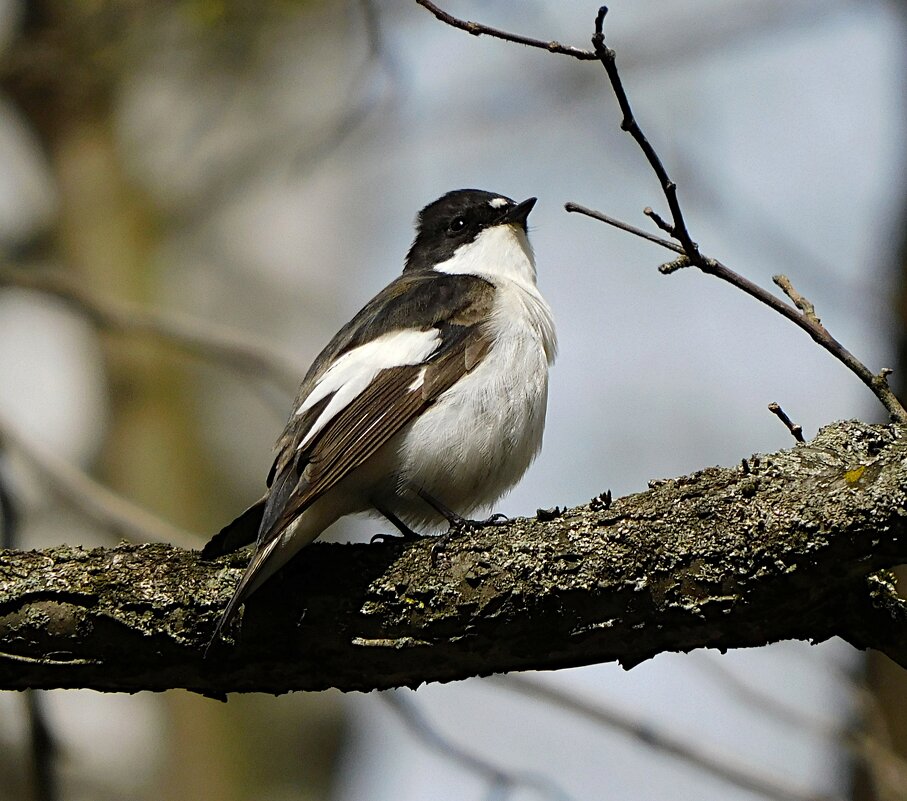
[[570, 7, 907, 424], [0, 265, 301, 393], [0, 420, 905, 695], [493, 676, 834, 801], [414, 0, 598, 60], [417, 3, 907, 422]]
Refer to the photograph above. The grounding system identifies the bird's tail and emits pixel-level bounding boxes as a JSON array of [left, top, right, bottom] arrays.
[[205, 535, 282, 657], [201, 500, 266, 658], [201, 500, 266, 559], [203, 490, 347, 657]]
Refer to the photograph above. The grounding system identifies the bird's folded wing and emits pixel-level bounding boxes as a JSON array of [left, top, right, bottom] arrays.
[[205, 322, 491, 635], [261, 324, 491, 544]]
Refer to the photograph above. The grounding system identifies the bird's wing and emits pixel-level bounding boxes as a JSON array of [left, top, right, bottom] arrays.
[[207, 272, 495, 639], [261, 271, 496, 543], [266, 322, 492, 539]]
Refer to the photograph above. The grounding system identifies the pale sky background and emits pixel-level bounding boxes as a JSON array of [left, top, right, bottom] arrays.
[[0, 1, 903, 799]]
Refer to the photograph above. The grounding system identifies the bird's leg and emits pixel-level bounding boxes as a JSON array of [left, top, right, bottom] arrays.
[[416, 489, 509, 564], [416, 488, 510, 531], [370, 501, 424, 544]]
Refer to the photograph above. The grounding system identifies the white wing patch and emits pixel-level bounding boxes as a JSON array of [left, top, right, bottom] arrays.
[[408, 366, 428, 392], [295, 328, 441, 449]]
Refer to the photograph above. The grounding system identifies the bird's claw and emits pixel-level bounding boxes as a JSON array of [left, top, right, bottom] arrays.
[[447, 512, 510, 531], [430, 513, 510, 566]]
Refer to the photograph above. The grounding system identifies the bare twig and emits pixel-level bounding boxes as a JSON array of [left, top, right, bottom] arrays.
[[0, 412, 198, 549], [494, 676, 840, 801], [416, 3, 907, 421], [571, 7, 907, 424], [381, 692, 576, 801], [590, 9, 700, 260], [0, 266, 301, 393], [415, 0, 597, 60], [564, 202, 682, 253], [768, 403, 805, 443], [773, 275, 821, 327]]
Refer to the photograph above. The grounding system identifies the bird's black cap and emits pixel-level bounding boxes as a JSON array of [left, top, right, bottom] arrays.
[[404, 189, 536, 273]]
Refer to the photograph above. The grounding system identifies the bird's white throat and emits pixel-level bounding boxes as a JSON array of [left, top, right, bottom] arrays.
[[433, 224, 537, 289]]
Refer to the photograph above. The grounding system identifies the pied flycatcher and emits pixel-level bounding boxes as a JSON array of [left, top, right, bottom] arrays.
[[204, 188, 557, 643]]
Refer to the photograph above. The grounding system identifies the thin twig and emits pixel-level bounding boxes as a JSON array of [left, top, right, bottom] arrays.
[[417, 2, 907, 422], [768, 403, 805, 443], [773, 275, 822, 327], [571, 7, 907, 424], [693, 258, 904, 420], [493, 675, 841, 801], [0, 266, 301, 393], [564, 202, 682, 253], [673, 148, 883, 308], [381, 692, 576, 801], [591, 8, 700, 261], [0, 412, 198, 549], [415, 0, 597, 60]]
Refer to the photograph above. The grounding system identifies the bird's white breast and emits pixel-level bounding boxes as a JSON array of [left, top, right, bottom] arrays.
[[394, 224, 557, 524]]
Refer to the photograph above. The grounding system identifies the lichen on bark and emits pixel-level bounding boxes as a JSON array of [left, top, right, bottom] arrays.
[[0, 420, 905, 695]]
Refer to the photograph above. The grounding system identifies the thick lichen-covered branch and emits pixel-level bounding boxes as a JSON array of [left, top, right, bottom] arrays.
[[0, 420, 905, 696]]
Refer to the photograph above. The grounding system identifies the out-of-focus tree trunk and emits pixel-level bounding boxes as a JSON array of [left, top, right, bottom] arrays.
[[1, 5, 344, 800]]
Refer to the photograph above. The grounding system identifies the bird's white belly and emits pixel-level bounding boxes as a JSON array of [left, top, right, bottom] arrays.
[[388, 287, 554, 526]]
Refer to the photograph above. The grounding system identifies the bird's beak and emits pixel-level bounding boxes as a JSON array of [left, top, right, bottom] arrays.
[[501, 197, 537, 227]]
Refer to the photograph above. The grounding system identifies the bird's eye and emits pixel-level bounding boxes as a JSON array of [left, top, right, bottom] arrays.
[[448, 215, 467, 234]]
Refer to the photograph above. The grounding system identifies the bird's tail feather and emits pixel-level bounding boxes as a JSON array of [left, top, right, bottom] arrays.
[[204, 495, 343, 657], [205, 535, 282, 656], [201, 500, 266, 559]]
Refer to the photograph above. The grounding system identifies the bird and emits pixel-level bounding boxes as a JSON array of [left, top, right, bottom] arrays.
[[202, 188, 557, 645]]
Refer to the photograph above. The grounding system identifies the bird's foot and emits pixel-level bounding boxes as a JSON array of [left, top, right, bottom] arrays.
[[455, 512, 510, 530], [429, 512, 511, 565], [370, 502, 424, 544], [414, 489, 511, 564]]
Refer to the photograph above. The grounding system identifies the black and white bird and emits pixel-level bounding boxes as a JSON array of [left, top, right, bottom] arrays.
[[203, 188, 557, 642]]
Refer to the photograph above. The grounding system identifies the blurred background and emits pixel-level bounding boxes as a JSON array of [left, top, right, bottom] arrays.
[[0, 1, 905, 799]]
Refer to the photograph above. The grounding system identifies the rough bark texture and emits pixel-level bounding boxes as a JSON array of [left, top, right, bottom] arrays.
[[1, 420, 905, 696]]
